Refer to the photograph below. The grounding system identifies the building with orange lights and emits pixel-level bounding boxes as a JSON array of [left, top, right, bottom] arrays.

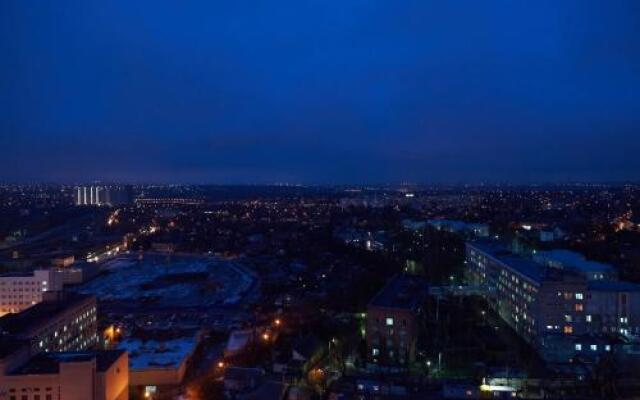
[[0, 270, 64, 316], [0, 350, 129, 400]]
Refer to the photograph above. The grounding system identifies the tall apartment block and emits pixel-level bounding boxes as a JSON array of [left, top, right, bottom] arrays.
[[466, 241, 640, 362]]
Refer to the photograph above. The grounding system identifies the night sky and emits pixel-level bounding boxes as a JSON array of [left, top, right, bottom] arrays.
[[2, 1, 639, 184]]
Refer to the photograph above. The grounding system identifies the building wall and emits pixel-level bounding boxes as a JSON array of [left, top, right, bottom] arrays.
[[1, 352, 129, 400], [55, 263, 99, 286], [59, 360, 96, 400], [495, 266, 540, 343], [0, 345, 31, 377], [128, 364, 186, 387], [465, 244, 496, 290], [0, 270, 64, 316], [535, 279, 587, 339], [366, 306, 418, 366], [586, 290, 640, 336], [1, 373, 59, 400], [98, 353, 129, 400], [27, 296, 98, 354]]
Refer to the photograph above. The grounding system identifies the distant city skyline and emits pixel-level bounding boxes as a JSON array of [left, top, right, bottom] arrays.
[[2, 1, 640, 184]]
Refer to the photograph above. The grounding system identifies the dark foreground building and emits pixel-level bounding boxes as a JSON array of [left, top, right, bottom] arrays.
[[366, 274, 427, 368]]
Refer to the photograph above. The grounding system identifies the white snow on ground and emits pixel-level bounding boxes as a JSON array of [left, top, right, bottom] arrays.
[[118, 336, 198, 370], [76, 254, 256, 306]]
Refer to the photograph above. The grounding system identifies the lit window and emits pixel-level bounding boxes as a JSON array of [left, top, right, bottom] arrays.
[[372, 348, 380, 356], [385, 318, 394, 326], [605, 345, 611, 352], [590, 344, 597, 351], [586, 315, 592, 322], [564, 326, 573, 334], [575, 293, 583, 300], [575, 344, 582, 351], [575, 304, 583, 312]]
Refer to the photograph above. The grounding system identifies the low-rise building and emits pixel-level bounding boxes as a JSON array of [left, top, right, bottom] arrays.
[[1, 350, 129, 400], [117, 330, 203, 392], [54, 262, 100, 286], [427, 219, 490, 237], [366, 274, 427, 367]]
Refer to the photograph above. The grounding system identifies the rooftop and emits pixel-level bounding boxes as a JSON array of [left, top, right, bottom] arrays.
[[0, 337, 29, 359], [368, 274, 427, 310], [9, 350, 125, 375], [468, 240, 579, 284], [535, 250, 614, 273], [467, 240, 511, 257], [118, 333, 200, 371]]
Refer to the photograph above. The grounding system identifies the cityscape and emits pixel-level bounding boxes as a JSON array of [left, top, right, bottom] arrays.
[[2, 1, 640, 399], [1, 184, 640, 399]]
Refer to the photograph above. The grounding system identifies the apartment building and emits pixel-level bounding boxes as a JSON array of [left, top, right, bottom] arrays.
[[0, 270, 64, 316], [0, 292, 98, 356], [466, 241, 640, 362], [366, 274, 427, 367]]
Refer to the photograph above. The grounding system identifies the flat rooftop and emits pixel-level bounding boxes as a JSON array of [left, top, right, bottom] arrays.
[[8, 350, 125, 375], [74, 254, 255, 308], [0, 337, 29, 359], [499, 256, 545, 283], [468, 240, 564, 284], [118, 334, 200, 371], [467, 240, 511, 256], [0, 293, 94, 336], [536, 250, 614, 273], [368, 274, 427, 310]]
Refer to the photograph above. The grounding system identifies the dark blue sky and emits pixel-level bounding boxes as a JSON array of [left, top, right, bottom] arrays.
[[1, 1, 639, 184]]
